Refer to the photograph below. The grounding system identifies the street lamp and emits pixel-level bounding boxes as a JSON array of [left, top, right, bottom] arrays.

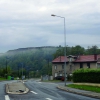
[[51, 14, 67, 86]]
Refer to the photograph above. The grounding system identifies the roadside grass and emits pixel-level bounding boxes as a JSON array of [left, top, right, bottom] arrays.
[[67, 84, 100, 93], [0, 77, 7, 81], [0, 77, 16, 81], [42, 80, 62, 82]]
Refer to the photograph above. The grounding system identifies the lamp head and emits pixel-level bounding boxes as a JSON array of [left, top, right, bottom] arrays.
[[51, 14, 56, 17]]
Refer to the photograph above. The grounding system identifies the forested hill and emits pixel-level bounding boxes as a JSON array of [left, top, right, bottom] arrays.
[[0, 46, 58, 77], [0, 45, 99, 78]]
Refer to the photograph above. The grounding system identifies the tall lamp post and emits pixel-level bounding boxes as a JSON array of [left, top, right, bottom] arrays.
[[51, 14, 67, 86]]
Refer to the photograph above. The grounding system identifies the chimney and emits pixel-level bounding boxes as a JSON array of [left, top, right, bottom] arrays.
[[77, 55, 80, 60], [60, 56, 61, 62], [94, 54, 97, 60]]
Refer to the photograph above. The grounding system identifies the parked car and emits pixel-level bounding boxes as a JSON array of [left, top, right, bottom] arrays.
[[11, 77, 14, 80], [54, 76, 65, 81]]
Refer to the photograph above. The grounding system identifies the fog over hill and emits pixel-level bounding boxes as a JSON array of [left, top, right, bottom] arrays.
[[0, 46, 58, 77], [7, 46, 57, 53]]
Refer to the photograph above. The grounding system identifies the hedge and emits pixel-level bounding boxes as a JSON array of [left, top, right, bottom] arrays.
[[73, 69, 100, 83]]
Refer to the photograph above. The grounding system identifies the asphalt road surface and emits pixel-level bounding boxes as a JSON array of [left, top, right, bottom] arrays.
[[1, 79, 100, 100]]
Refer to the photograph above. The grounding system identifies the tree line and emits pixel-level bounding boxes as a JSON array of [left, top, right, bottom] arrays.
[[0, 45, 99, 79], [53, 45, 100, 58]]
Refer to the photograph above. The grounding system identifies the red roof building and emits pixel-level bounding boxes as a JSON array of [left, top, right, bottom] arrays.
[[52, 55, 100, 78]]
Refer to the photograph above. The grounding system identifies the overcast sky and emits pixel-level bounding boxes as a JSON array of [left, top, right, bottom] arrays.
[[0, 0, 100, 53]]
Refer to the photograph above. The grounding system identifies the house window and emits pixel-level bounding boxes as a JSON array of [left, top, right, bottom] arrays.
[[55, 73, 57, 77], [97, 63, 100, 68], [55, 65, 57, 70], [60, 74, 62, 76], [87, 63, 90, 68], [62, 65, 64, 69], [80, 63, 83, 68]]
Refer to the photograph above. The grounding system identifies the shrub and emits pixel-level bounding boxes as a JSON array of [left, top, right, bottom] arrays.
[[73, 69, 100, 83], [67, 74, 73, 81]]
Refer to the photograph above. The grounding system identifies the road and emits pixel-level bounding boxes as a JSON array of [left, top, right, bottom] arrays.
[[0, 79, 100, 100]]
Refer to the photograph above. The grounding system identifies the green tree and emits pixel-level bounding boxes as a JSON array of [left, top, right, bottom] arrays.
[[70, 45, 85, 55], [7, 66, 12, 76], [85, 45, 99, 55]]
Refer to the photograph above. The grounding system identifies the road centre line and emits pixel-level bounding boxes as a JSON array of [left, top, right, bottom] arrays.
[[30, 91, 38, 94], [46, 98, 53, 100], [5, 95, 10, 100]]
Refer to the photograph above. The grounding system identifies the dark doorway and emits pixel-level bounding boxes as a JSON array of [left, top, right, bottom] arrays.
[[80, 63, 83, 68], [87, 63, 90, 68]]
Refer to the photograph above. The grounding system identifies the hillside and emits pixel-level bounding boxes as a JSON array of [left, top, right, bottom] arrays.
[[0, 46, 58, 78]]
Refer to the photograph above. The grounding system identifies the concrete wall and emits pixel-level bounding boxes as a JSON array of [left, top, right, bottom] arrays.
[[90, 63, 97, 69]]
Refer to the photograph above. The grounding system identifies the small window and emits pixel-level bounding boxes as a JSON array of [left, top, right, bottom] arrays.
[[55, 65, 57, 70], [55, 73, 57, 77], [80, 63, 83, 68], [60, 74, 62, 76]]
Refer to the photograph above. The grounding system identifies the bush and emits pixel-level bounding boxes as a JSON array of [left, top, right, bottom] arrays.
[[67, 74, 73, 81], [73, 69, 100, 83]]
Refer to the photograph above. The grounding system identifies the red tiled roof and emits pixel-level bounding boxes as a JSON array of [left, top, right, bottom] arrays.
[[52, 55, 100, 63], [52, 56, 68, 63]]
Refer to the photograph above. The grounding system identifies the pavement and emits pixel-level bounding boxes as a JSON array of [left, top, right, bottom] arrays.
[[57, 83, 100, 99], [6, 80, 29, 94]]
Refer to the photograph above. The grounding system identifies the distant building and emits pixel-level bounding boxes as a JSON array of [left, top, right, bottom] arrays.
[[52, 54, 100, 78]]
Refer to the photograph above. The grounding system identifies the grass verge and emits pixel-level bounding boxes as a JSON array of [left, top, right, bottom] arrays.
[[0, 77, 7, 81], [67, 84, 100, 93]]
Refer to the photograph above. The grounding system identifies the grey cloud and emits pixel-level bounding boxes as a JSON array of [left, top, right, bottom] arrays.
[[0, 0, 100, 52]]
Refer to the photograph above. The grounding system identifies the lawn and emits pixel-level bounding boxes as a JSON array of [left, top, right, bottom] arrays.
[[67, 84, 100, 93]]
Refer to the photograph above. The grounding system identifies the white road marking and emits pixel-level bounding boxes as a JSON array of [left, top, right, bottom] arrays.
[[5, 95, 10, 100], [30, 91, 38, 94], [46, 98, 53, 100], [38, 82, 41, 83]]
